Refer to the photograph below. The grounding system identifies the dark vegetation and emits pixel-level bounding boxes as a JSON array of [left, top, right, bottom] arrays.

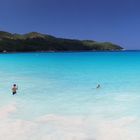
[[0, 31, 123, 52]]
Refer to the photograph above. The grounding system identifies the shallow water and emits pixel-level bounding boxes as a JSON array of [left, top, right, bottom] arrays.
[[0, 51, 140, 140]]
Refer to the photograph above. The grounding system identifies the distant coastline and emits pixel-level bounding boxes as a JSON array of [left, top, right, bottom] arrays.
[[2, 50, 140, 55], [0, 50, 122, 53], [0, 31, 123, 52]]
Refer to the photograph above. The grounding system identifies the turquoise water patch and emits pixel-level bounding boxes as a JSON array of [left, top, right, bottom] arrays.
[[0, 51, 140, 140]]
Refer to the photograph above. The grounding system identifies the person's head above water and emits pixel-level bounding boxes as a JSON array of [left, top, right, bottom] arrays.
[[13, 84, 16, 87], [96, 84, 100, 88]]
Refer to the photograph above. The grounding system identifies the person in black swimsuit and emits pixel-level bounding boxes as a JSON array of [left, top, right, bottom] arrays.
[[12, 84, 18, 95]]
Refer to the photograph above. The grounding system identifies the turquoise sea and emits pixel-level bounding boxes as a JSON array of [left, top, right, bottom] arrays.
[[0, 51, 140, 140]]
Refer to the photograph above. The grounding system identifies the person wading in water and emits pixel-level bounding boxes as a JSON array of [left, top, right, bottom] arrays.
[[96, 84, 101, 89], [12, 84, 18, 95]]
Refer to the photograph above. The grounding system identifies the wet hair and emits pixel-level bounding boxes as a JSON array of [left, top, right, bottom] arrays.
[[13, 84, 16, 86]]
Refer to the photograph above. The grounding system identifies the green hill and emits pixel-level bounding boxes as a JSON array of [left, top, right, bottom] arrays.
[[0, 31, 123, 52]]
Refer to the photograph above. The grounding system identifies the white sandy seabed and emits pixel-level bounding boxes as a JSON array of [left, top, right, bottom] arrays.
[[0, 101, 140, 140]]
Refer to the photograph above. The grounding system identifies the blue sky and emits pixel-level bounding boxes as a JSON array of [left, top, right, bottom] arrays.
[[0, 0, 140, 49]]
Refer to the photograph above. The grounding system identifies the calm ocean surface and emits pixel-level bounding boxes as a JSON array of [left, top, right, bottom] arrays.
[[0, 51, 140, 140]]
